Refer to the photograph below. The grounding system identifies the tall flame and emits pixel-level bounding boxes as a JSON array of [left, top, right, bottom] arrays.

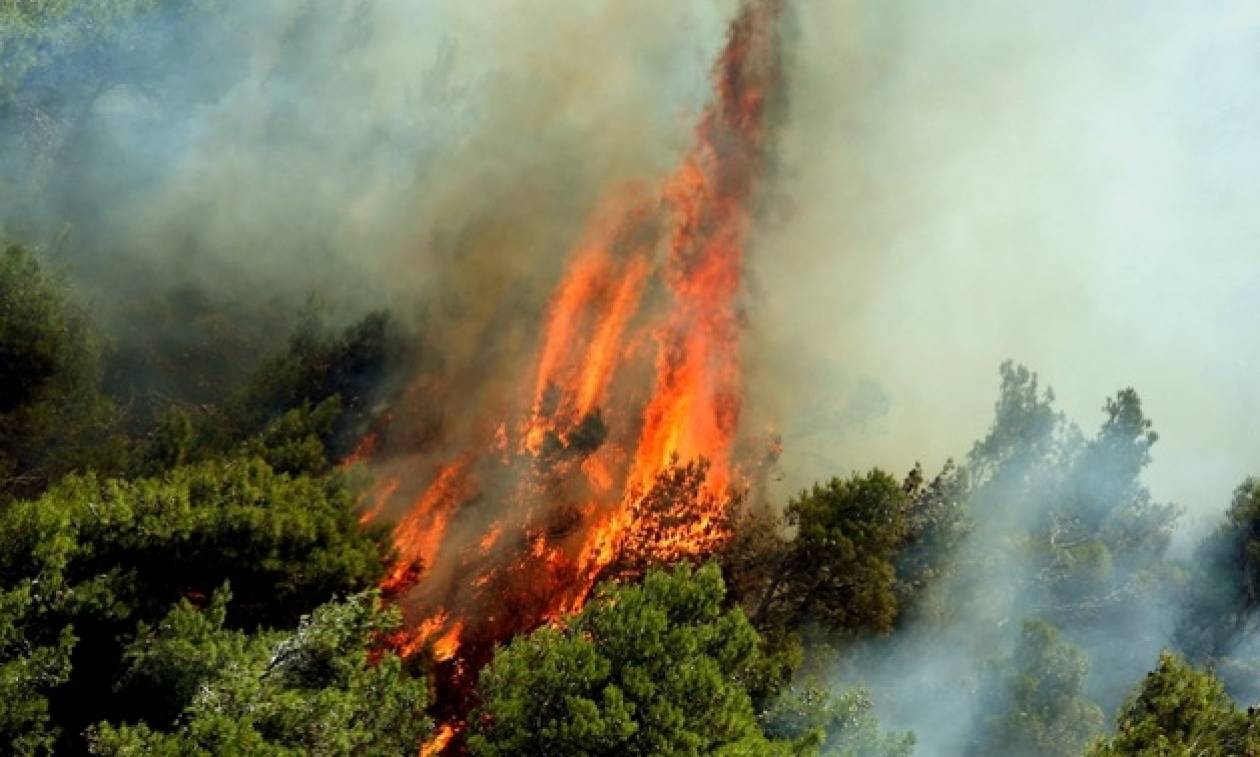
[[365, 1, 787, 751]]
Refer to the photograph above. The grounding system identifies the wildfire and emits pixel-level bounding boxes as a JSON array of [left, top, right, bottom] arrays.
[[420, 725, 456, 757], [382, 459, 472, 593], [358, 1, 786, 752], [432, 621, 463, 662], [357, 476, 398, 526]]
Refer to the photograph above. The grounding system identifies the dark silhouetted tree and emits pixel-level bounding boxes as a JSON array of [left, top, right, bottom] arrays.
[[895, 460, 971, 621], [0, 244, 113, 502], [1176, 478, 1260, 699]]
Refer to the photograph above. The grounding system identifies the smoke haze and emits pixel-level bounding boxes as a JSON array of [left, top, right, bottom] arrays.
[[737, 6, 1260, 750], [3, 0, 744, 408], [753, 0, 1260, 540], [13, 1, 1254, 517], [4, 2, 1259, 753]]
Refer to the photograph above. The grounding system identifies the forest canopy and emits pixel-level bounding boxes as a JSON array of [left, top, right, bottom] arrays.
[[4, 2, 1259, 756], [3, 240, 1258, 755]]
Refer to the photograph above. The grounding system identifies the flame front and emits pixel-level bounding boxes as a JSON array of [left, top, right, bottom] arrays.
[[420, 725, 456, 757], [358, 1, 787, 750]]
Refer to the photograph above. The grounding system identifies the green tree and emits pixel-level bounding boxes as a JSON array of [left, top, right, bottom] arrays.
[[128, 308, 405, 476], [972, 619, 1104, 757], [0, 244, 112, 502], [467, 563, 805, 756], [1178, 478, 1260, 659], [964, 366, 1179, 622], [0, 583, 75, 755], [895, 461, 971, 621], [967, 362, 1071, 496], [137, 396, 344, 479], [1040, 390, 1179, 604], [762, 684, 915, 757], [0, 455, 386, 750], [720, 502, 790, 616], [1088, 651, 1260, 756], [110, 585, 266, 725], [717, 502, 805, 710], [753, 471, 909, 637], [231, 309, 401, 449], [89, 589, 429, 756], [948, 365, 1181, 711]]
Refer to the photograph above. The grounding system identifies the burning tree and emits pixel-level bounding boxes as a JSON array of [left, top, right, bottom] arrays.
[[349, 0, 792, 748]]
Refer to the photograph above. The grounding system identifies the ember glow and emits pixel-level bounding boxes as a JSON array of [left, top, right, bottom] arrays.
[[358, 0, 787, 747]]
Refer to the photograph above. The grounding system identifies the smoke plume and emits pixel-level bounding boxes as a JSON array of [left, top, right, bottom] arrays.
[[5, 1, 1259, 754]]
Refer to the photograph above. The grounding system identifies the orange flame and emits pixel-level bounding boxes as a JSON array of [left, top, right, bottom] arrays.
[[358, 2, 786, 752], [432, 621, 463, 662], [381, 460, 472, 594], [358, 476, 399, 526], [419, 725, 455, 757]]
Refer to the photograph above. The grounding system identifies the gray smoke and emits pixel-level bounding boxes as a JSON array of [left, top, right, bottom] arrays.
[[744, 2, 1260, 753], [5, 2, 1258, 753], [752, 0, 1260, 533], [1, 0, 744, 409]]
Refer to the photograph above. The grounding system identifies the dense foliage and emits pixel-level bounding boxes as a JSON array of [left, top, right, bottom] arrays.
[[751, 470, 909, 637], [0, 246, 423, 753], [0, 453, 393, 751], [972, 620, 1104, 756], [761, 685, 915, 757], [3, 233, 1259, 756], [1088, 652, 1260, 756], [468, 563, 803, 755], [88, 590, 430, 756], [0, 244, 112, 502], [1177, 478, 1260, 700], [1, 8, 1258, 752]]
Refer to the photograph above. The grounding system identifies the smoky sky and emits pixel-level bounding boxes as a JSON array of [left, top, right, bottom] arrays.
[[739, 5, 1260, 753], [1, 0, 743, 408], [753, 0, 1260, 539], [4, 1, 1257, 545], [5, 3, 1257, 753]]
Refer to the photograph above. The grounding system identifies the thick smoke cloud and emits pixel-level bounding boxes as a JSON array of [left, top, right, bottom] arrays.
[[2, 0, 742, 409], [6, 2, 1259, 753], [751, 0, 1260, 535], [6, 0, 1255, 546], [737, 2, 1260, 753]]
